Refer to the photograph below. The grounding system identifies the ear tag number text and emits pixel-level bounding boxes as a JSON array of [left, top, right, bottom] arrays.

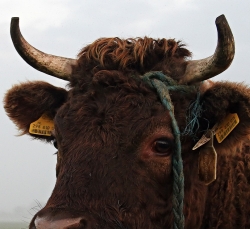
[[29, 114, 54, 136]]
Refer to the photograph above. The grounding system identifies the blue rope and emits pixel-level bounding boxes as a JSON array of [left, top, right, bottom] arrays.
[[141, 71, 186, 229], [182, 91, 203, 140]]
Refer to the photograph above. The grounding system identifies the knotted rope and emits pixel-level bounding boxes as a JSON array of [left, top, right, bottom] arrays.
[[141, 71, 199, 229]]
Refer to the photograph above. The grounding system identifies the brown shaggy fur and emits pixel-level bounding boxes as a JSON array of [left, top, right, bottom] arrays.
[[4, 81, 67, 140], [4, 36, 250, 229], [71, 37, 191, 90]]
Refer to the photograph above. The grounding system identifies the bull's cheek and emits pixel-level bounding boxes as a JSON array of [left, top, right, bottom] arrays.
[[147, 157, 172, 184]]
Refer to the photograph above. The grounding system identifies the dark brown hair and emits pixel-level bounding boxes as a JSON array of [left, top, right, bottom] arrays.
[[71, 37, 191, 89]]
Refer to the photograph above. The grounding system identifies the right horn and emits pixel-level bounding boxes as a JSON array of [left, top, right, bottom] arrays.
[[180, 15, 235, 85], [10, 17, 77, 81]]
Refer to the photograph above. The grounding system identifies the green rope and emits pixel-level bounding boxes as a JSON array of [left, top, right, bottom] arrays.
[[182, 91, 203, 140], [141, 71, 187, 229]]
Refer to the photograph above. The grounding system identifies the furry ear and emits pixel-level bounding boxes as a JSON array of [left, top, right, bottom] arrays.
[[201, 81, 250, 148], [4, 81, 67, 140]]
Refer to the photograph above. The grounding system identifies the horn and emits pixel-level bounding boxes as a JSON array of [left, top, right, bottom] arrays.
[[180, 15, 235, 85], [10, 17, 77, 81]]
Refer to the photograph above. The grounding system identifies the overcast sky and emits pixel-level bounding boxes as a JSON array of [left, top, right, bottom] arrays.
[[1, 0, 250, 223]]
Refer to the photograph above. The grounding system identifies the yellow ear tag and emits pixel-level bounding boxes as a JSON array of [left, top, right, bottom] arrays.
[[29, 114, 54, 136], [215, 113, 239, 143]]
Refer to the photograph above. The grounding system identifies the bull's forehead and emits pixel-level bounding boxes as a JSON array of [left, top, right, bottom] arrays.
[[58, 70, 197, 137], [55, 82, 170, 147]]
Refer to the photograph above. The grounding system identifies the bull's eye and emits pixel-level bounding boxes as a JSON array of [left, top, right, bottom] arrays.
[[53, 139, 58, 149], [152, 138, 172, 156]]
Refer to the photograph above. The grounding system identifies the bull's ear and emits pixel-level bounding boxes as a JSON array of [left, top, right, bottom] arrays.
[[4, 81, 67, 140], [201, 81, 250, 147]]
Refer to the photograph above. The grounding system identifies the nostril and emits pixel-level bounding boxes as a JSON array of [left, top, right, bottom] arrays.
[[65, 218, 89, 229], [34, 216, 89, 229]]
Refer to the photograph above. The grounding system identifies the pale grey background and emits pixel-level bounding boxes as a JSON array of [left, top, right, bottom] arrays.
[[0, 0, 249, 222]]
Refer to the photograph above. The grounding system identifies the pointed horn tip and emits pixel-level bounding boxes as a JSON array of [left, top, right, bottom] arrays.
[[215, 14, 227, 24], [11, 17, 20, 30], [11, 17, 19, 23]]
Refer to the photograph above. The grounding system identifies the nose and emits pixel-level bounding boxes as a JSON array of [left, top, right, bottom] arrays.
[[33, 216, 88, 229]]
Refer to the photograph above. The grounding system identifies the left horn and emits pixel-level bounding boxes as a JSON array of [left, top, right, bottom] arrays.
[[180, 15, 235, 85], [10, 17, 77, 81]]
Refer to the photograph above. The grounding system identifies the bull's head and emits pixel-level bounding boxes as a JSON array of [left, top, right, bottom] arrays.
[[4, 15, 250, 228]]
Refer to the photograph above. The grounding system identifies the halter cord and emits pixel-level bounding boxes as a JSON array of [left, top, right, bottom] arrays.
[[141, 71, 186, 229]]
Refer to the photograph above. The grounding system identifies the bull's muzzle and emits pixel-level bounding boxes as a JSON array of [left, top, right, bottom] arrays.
[[30, 210, 91, 229]]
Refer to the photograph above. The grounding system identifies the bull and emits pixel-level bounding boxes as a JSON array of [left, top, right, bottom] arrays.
[[4, 15, 250, 228]]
